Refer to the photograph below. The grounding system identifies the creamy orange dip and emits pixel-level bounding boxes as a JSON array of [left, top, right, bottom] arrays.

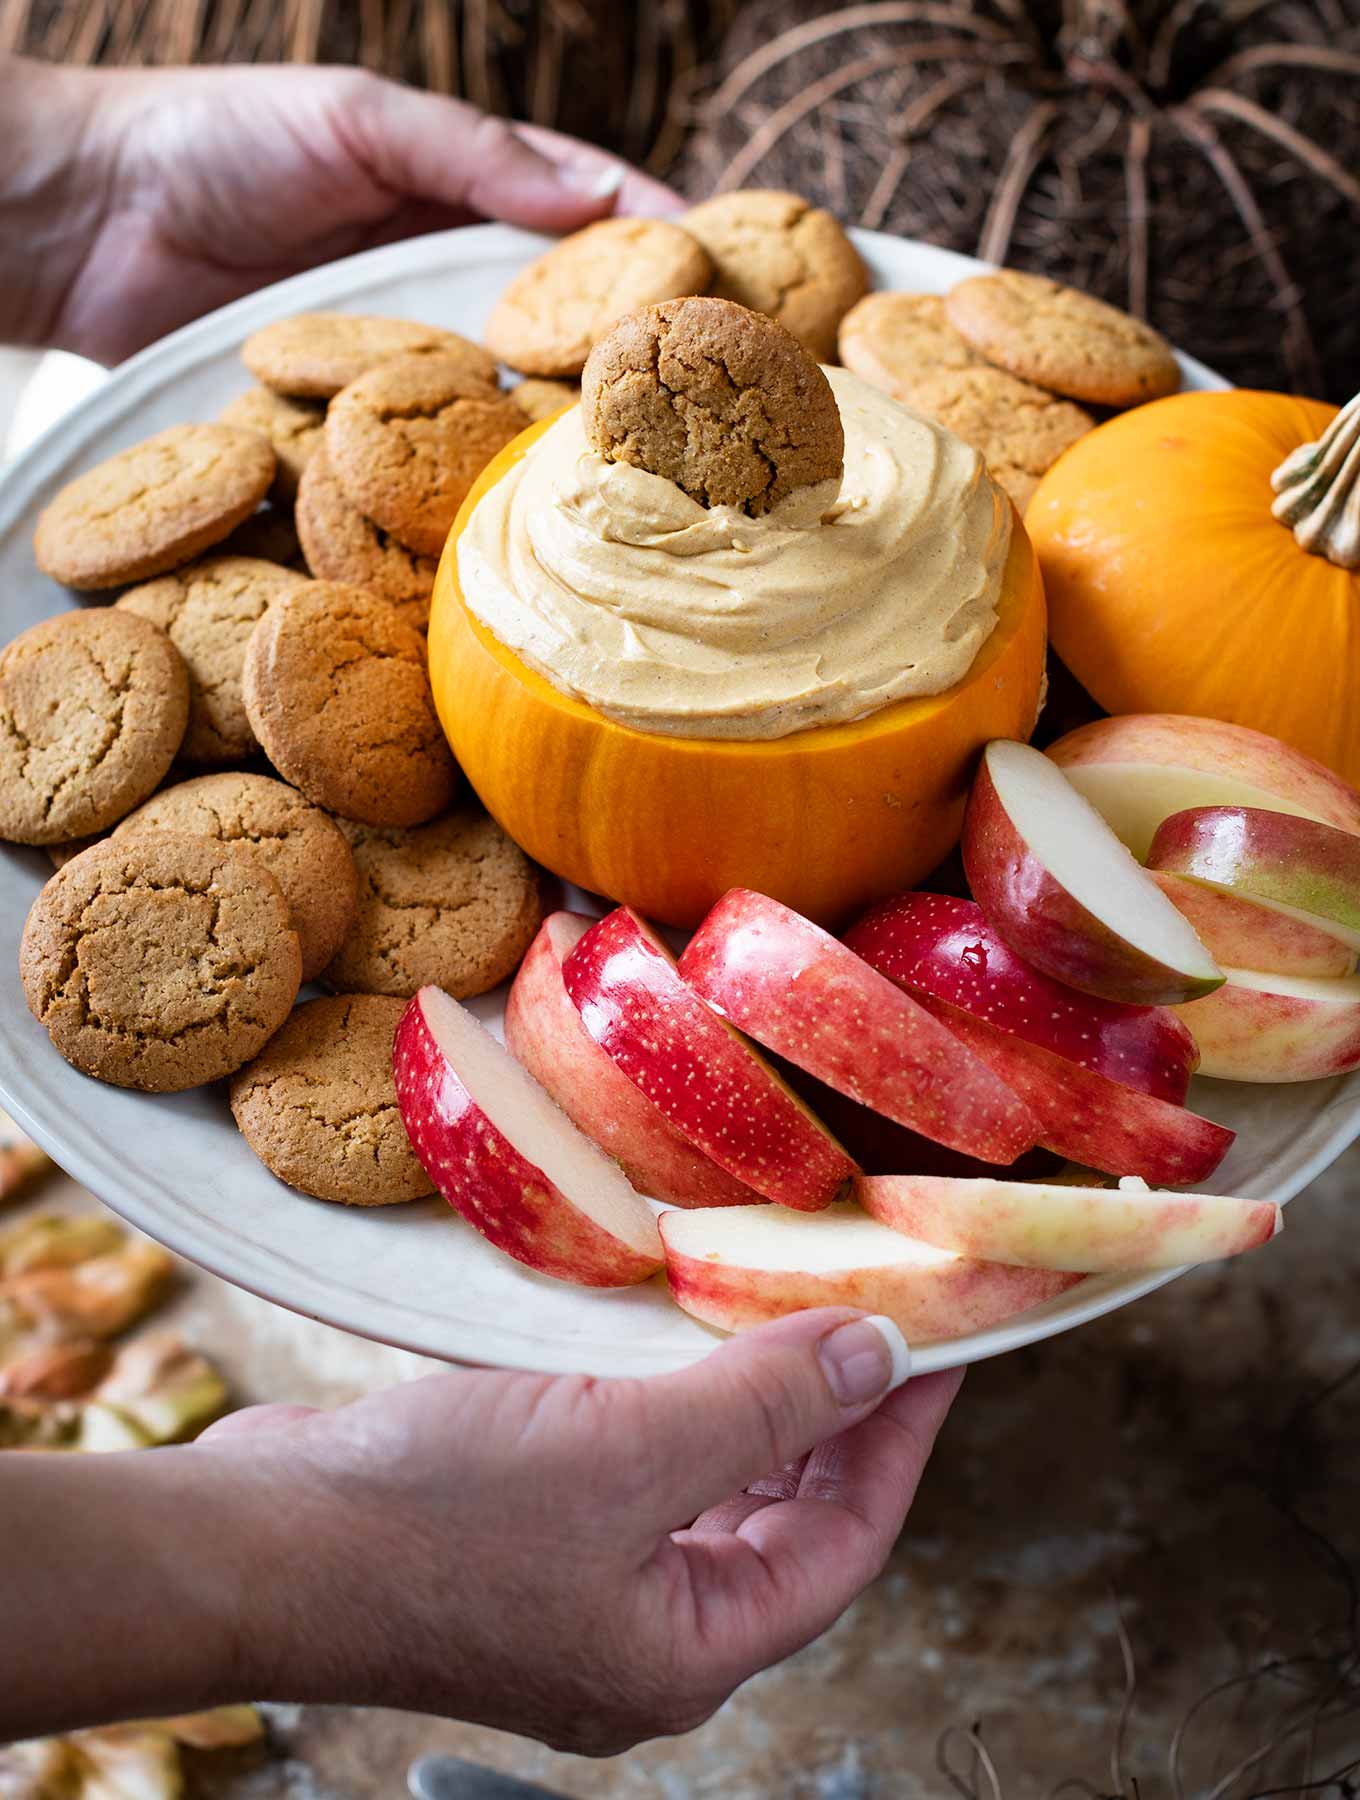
[[457, 366, 1011, 740]]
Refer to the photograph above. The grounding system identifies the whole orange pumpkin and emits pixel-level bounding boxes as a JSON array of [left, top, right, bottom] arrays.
[[428, 416, 1046, 929], [1027, 389, 1360, 785]]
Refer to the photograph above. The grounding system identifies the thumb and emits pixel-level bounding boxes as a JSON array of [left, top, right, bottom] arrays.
[[636, 1308, 912, 1529], [345, 79, 636, 233]]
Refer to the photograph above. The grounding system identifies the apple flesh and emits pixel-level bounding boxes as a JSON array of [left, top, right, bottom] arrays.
[[1046, 713, 1360, 861], [1149, 870, 1355, 980], [1173, 969, 1360, 1082], [844, 890, 1198, 1102], [856, 1173, 1279, 1272], [963, 739, 1223, 1005], [505, 912, 760, 1209], [1148, 806, 1360, 954], [679, 888, 1040, 1166], [659, 1201, 1083, 1341], [561, 906, 855, 1210], [393, 985, 662, 1286]]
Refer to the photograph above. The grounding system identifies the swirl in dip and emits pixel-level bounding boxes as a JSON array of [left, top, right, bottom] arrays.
[[456, 365, 1011, 741]]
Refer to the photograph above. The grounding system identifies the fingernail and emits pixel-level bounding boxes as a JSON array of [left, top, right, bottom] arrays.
[[562, 162, 625, 201], [817, 1315, 912, 1406]]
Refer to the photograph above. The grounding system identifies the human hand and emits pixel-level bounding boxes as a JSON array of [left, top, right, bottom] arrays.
[[0, 57, 680, 363], [199, 1309, 959, 1753]]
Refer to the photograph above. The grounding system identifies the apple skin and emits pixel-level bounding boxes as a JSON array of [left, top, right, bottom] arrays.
[[1172, 970, 1360, 1082], [393, 991, 663, 1287], [1149, 869, 1355, 979], [962, 744, 1223, 1007], [844, 891, 1198, 1103], [679, 888, 1041, 1166], [505, 912, 759, 1208], [659, 1202, 1082, 1341], [561, 906, 855, 1211], [1047, 714, 1360, 861], [1148, 806, 1360, 952], [856, 1174, 1280, 1272]]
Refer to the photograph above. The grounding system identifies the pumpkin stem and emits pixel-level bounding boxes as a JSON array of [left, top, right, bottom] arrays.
[[1271, 392, 1360, 570]]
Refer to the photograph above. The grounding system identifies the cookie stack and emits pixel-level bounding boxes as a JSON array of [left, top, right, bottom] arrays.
[[839, 272, 1181, 509]]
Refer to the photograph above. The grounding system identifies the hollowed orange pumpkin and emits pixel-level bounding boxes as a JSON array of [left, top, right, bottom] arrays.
[[428, 416, 1047, 929]]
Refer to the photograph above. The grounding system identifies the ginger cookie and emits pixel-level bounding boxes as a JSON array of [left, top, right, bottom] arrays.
[[229, 994, 431, 1205], [483, 217, 712, 378], [837, 292, 986, 404], [33, 425, 276, 592], [20, 833, 301, 1092], [218, 504, 306, 570], [908, 366, 1093, 511], [0, 609, 188, 847], [114, 772, 357, 983], [241, 313, 497, 400], [582, 296, 844, 515], [242, 584, 456, 827], [945, 271, 1181, 407], [295, 448, 437, 632], [47, 834, 104, 870], [510, 378, 579, 423], [324, 353, 523, 559], [681, 189, 867, 363], [219, 387, 325, 503], [324, 808, 542, 1000], [117, 556, 311, 766]]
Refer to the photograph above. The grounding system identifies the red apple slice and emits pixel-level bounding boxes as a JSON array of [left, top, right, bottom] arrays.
[[1149, 870, 1355, 980], [1173, 969, 1360, 1082], [393, 985, 662, 1286], [505, 912, 760, 1209], [857, 1173, 1278, 1273], [844, 890, 1198, 1102], [1047, 714, 1360, 861], [1148, 806, 1360, 954], [679, 889, 1040, 1166], [963, 739, 1223, 1005], [561, 907, 854, 1211], [660, 1201, 1082, 1341]]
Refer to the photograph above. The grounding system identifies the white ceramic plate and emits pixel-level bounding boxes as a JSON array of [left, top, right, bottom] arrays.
[[1, 224, 1352, 1377]]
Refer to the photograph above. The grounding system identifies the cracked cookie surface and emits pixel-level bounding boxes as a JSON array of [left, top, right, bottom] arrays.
[[114, 771, 357, 982], [484, 217, 712, 377], [242, 583, 457, 827], [117, 555, 311, 764], [907, 366, 1093, 511], [837, 292, 986, 405], [295, 448, 437, 632], [681, 189, 867, 363], [229, 994, 431, 1205], [219, 387, 326, 502], [946, 271, 1180, 407], [324, 352, 523, 558], [20, 832, 301, 1091], [324, 808, 542, 1000], [582, 296, 844, 515], [34, 425, 276, 591], [242, 312, 497, 399], [0, 609, 189, 846]]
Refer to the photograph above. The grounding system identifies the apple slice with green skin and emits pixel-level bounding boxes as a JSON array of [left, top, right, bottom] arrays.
[[844, 891, 1198, 1103], [1046, 714, 1360, 861], [679, 888, 1041, 1166], [1148, 806, 1360, 955], [963, 739, 1224, 1006], [561, 907, 854, 1211], [856, 1173, 1280, 1272], [1149, 869, 1355, 980], [393, 985, 662, 1286], [1173, 969, 1360, 1082], [660, 1201, 1082, 1341], [505, 912, 760, 1209]]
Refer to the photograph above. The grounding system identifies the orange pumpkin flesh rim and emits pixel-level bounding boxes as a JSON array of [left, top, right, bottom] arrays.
[[429, 413, 1047, 929]]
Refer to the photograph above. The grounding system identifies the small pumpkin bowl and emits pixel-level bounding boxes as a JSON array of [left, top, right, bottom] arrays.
[[428, 412, 1047, 929]]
